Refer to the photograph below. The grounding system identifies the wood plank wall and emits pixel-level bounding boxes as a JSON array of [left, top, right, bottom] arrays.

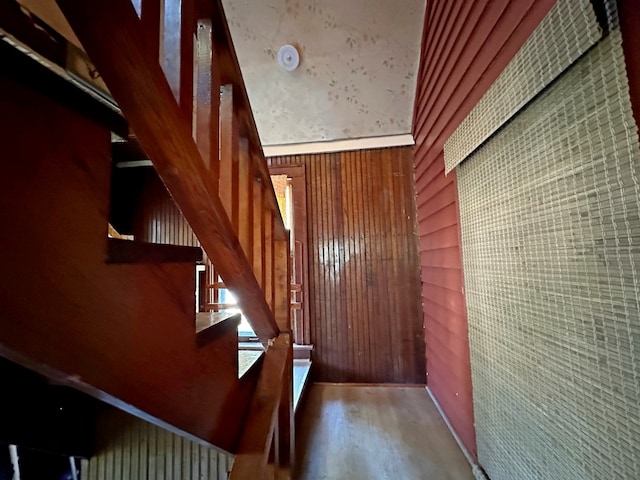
[[412, 0, 556, 460], [81, 409, 232, 480], [269, 147, 424, 383], [131, 169, 200, 248], [129, 169, 218, 303]]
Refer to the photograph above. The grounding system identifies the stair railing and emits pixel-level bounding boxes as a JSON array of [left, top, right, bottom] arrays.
[[55, 0, 294, 476]]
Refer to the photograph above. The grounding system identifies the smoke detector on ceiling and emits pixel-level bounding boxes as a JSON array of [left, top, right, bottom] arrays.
[[277, 45, 300, 71]]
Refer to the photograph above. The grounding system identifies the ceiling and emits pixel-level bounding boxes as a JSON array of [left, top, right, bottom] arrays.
[[221, 0, 426, 147], [16, 0, 425, 149]]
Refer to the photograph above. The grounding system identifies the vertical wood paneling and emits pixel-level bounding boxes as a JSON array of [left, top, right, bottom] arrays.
[[269, 147, 424, 383], [130, 168, 214, 291], [81, 409, 232, 480], [131, 169, 200, 248], [411, 0, 555, 460]]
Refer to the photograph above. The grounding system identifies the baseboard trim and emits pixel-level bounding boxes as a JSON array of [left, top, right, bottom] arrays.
[[263, 134, 415, 157], [425, 387, 488, 480], [314, 382, 426, 388]]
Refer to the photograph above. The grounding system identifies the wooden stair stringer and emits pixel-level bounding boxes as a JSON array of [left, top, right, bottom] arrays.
[[0, 74, 256, 454]]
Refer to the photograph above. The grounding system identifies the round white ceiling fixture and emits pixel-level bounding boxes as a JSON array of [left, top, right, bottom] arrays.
[[277, 45, 300, 71]]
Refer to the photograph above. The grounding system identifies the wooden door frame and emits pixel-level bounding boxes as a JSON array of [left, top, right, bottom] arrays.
[[268, 164, 310, 345]]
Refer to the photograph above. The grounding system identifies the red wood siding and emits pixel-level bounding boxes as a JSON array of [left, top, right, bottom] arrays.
[[620, 0, 640, 128], [412, 0, 556, 460], [269, 148, 424, 384]]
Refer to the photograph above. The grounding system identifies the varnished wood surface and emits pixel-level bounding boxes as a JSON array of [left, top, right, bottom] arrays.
[[0, 6, 127, 137], [195, 311, 239, 333], [0, 76, 254, 452], [56, 0, 279, 342], [411, 0, 554, 459], [106, 238, 202, 264], [296, 384, 473, 480], [269, 148, 424, 384], [231, 334, 292, 479]]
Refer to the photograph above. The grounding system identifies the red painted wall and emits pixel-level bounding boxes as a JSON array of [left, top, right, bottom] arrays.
[[412, 0, 555, 461]]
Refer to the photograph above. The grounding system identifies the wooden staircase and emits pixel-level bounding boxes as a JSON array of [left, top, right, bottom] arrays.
[[0, 0, 294, 477]]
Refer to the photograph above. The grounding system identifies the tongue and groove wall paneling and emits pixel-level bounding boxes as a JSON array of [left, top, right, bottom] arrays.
[[131, 169, 200, 249], [268, 147, 424, 383], [129, 169, 216, 310], [411, 0, 556, 461], [81, 409, 232, 480]]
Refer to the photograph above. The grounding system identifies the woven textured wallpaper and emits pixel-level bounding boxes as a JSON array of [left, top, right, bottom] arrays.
[[444, 0, 602, 173], [457, 13, 640, 480]]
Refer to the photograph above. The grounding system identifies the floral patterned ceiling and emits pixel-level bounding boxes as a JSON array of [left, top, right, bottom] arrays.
[[221, 0, 426, 146]]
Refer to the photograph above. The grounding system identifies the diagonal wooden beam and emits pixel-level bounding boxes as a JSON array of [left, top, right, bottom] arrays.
[[55, 0, 278, 342], [230, 333, 292, 480]]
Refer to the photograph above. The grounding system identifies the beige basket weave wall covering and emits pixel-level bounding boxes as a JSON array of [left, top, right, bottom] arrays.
[[454, 2, 640, 480], [444, 0, 602, 173]]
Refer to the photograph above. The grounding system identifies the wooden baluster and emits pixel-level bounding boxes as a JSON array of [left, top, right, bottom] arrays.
[[207, 261, 217, 312], [264, 207, 274, 314], [274, 237, 293, 472], [253, 178, 264, 288], [230, 334, 291, 480], [238, 139, 253, 260], [140, 0, 160, 61], [194, 18, 220, 178], [278, 343, 294, 476], [159, 0, 194, 123], [160, 0, 181, 102], [179, 0, 194, 123], [273, 239, 291, 333], [220, 84, 240, 230], [57, 0, 279, 343]]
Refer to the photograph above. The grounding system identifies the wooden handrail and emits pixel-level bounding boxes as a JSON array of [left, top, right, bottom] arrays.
[[56, 0, 280, 342], [54, 0, 294, 474]]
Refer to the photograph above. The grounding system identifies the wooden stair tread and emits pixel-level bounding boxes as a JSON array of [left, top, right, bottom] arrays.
[[238, 341, 265, 351], [106, 238, 202, 264], [293, 360, 311, 412], [238, 350, 264, 379], [195, 311, 241, 334], [112, 137, 148, 163]]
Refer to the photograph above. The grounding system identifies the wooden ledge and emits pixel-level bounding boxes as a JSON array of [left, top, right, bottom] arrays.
[[293, 343, 313, 360], [196, 311, 240, 347], [293, 360, 311, 412], [238, 350, 264, 379], [106, 238, 202, 264], [112, 136, 151, 165]]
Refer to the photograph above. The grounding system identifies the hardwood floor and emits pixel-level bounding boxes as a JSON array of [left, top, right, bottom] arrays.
[[295, 384, 474, 480]]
